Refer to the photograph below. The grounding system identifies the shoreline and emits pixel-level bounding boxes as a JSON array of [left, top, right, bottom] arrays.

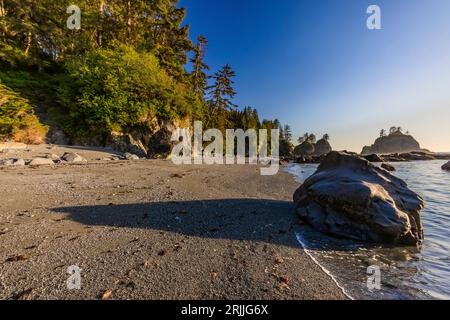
[[0, 150, 348, 300]]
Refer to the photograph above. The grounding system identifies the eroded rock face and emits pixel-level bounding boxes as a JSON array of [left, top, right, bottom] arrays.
[[294, 142, 315, 156], [110, 132, 148, 158], [293, 151, 424, 245]]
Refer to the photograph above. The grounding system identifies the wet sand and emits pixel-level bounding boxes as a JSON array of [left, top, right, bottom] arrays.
[[0, 151, 347, 300]]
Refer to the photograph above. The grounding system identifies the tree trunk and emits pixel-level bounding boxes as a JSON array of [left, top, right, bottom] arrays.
[[24, 31, 32, 54], [97, 1, 105, 47], [0, 0, 6, 17], [126, 0, 132, 40]]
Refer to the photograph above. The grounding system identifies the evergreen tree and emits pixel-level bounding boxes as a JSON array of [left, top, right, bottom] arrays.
[[283, 124, 292, 142], [190, 35, 209, 96], [206, 64, 237, 129]]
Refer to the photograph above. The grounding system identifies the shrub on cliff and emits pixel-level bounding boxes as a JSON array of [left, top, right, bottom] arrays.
[[0, 83, 48, 144]]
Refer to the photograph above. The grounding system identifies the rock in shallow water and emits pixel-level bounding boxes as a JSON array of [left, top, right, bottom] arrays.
[[442, 161, 450, 171], [293, 151, 424, 245], [381, 163, 396, 172]]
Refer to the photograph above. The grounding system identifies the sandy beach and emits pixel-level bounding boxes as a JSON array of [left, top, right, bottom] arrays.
[[0, 145, 347, 300]]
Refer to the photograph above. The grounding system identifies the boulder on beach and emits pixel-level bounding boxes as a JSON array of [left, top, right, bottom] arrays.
[[29, 158, 55, 166], [381, 163, 396, 172], [62, 152, 87, 163], [13, 159, 26, 166], [0, 159, 14, 166], [123, 152, 140, 160], [293, 151, 424, 245], [442, 161, 450, 171]]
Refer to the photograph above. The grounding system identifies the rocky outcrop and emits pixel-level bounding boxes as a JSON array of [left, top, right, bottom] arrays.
[[399, 152, 436, 161], [314, 139, 332, 156], [293, 142, 315, 156], [109, 131, 148, 158], [361, 133, 421, 155], [363, 154, 384, 163], [293, 151, 424, 245], [108, 120, 183, 158], [442, 161, 450, 171], [123, 153, 140, 160]]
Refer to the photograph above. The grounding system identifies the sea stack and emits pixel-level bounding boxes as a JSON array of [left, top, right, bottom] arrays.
[[293, 151, 424, 245], [361, 128, 421, 155]]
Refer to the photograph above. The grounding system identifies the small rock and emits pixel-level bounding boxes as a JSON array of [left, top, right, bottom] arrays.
[[12, 158, 26, 166], [275, 257, 284, 264], [0, 159, 14, 166], [381, 163, 396, 172], [46, 153, 60, 160], [11, 288, 33, 300], [61, 152, 87, 163], [101, 289, 113, 300], [29, 158, 55, 166], [123, 153, 140, 160], [442, 161, 450, 171], [5, 254, 28, 262]]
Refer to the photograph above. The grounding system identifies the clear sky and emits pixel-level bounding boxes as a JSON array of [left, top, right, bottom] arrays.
[[180, 0, 450, 152]]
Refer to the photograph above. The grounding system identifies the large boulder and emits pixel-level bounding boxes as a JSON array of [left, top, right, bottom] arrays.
[[29, 158, 55, 166], [62, 152, 87, 163], [442, 161, 450, 171], [293, 151, 424, 245], [314, 139, 332, 156]]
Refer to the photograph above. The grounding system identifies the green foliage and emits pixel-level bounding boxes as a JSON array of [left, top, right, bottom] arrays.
[[0, 82, 48, 143], [59, 44, 202, 139], [0, 0, 294, 154]]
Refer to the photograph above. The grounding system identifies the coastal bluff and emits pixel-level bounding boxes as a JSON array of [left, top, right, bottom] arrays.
[[361, 131, 421, 155]]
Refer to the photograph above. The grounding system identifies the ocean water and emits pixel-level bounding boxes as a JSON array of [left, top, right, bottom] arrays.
[[286, 160, 450, 300]]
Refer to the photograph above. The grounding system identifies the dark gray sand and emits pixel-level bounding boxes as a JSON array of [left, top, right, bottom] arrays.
[[0, 159, 347, 300]]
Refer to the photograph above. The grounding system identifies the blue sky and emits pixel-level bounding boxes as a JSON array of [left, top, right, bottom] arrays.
[[181, 0, 450, 152]]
